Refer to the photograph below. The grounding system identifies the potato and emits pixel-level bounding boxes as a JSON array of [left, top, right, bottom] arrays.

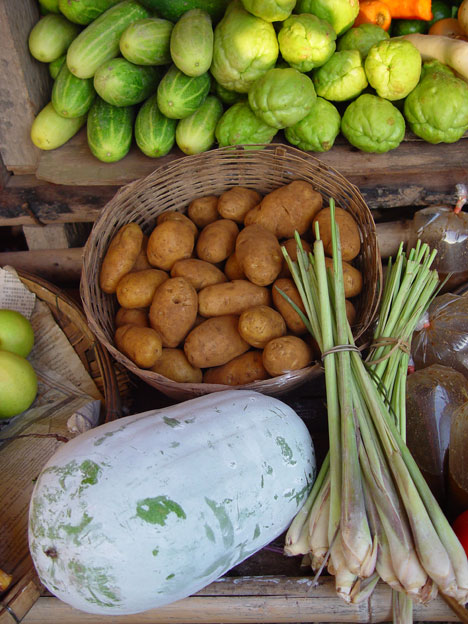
[[217, 186, 262, 223], [131, 234, 152, 271], [324, 257, 363, 298], [235, 224, 283, 286], [272, 277, 308, 335], [156, 210, 198, 238], [184, 314, 250, 368], [115, 324, 162, 368], [196, 219, 239, 264], [204, 350, 270, 385], [115, 307, 149, 328], [187, 195, 219, 228], [149, 277, 198, 347], [116, 268, 169, 309], [150, 348, 203, 383], [224, 253, 245, 280], [238, 305, 286, 348], [170, 258, 227, 290], [262, 335, 313, 377], [346, 299, 357, 326], [279, 237, 312, 278], [99, 223, 144, 294], [198, 279, 271, 317], [244, 180, 322, 239], [147, 220, 195, 271], [313, 206, 361, 261]]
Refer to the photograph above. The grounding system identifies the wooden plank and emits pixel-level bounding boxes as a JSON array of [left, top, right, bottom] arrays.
[[22, 223, 92, 250], [0, 247, 83, 282], [20, 576, 458, 624], [0, 1, 51, 173]]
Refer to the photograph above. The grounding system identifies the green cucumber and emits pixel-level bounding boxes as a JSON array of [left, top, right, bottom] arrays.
[[175, 95, 223, 155], [49, 54, 66, 79], [138, 0, 230, 23], [157, 64, 211, 119], [93, 58, 162, 107], [30, 102, 86, 150], [170, 9, 213, 77], [52, 62, 96, 118], [120, 18, 173, 66], [87, 97, 135, 162], [135, 94, 177, 157], [58, 0, 123, 25], [66, 0, 150, 79], [29, 14, 80, 63]]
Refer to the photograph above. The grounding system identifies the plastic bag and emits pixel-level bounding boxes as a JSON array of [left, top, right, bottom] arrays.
[[449, 400, 468, 514], [411, 293, 468, 377]]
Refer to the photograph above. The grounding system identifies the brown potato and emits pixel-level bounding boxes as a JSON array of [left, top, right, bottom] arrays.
[[244, 180, 322, 239], [131, 234, 152, 271], [279, 238, 312, 277], [184, 314, 250, 368], [150, 348, 203, 383], [115, 307, 149, 328], [198, 279, 271, 317], [272, 277, 308, 335], [156, 210, 198, 238], [147, 220, 195, 271], [116, 268, 169, 308], [262, 335, 313, 377], [196, 219, 239, 264], [324, 257, 363, 298], [204, 350, 270, 385], [187, 195, 219, 228], [170, 258, 227, 291], [149, 277, 198, 347], [217, 186, 262, 223], [313, 206, 361, 261], [238, 305, 286, 348], [346, 299, 357, 326], [235, 224, 283, 286], [115, 324, 162, 368], [224, 253, 245, 280], [99, 223, 144, 294]]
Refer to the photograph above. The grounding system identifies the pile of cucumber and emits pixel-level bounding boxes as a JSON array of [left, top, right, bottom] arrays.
[[29, 0, 229, 162]]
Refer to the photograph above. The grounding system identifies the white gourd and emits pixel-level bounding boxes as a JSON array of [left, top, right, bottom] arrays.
[[28, 389, 316, 615]]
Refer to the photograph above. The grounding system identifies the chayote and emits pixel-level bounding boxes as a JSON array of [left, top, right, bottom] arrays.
[[404, 60, 468, 144], [337, 23, 389, 59], [364, 39, 421, 101], [278, 13, 336, 72], [284, 96, 341, 151], [295, 0, 359, 36], [210, 0, 278, 93], [341, 93, 406, 153], [248, 67, 317, 128], [215, 101, 278, 146], [240, 0, 296, 21], [312, 49, 367, 102]]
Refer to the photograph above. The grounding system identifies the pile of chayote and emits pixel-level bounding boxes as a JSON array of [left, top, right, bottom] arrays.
[[212, 0, 468, 153]]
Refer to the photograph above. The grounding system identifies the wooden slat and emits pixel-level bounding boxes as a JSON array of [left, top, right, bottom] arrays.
[[20, 576, 458, 624], [0, 247, 83, 282], [0, 1, 50, 173]]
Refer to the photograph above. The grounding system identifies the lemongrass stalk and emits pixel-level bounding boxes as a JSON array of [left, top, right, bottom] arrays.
[[393, 589, 414, 624], [308, 477, 331, 569], [349, 572, 380, 604], [283, 513, 313, 556], [328, 533, 358, 603]]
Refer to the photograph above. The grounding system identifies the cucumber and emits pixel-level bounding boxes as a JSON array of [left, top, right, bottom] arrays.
[[87, 97, 135, 162], [94, 58, 162, 107], [52, 62, 96, 118], [66, 0, 150, 79], [58, 0, 122, 25], [138, 0, 230, 23], [120, 18, 173, 66], [175, 95, 223, 155], [135, 94, 177, 158], [49, 54, 66, 79], [157, 64, 211, 119], [170, 9, 213, 77], [28, 14, 81, 63], [30, 102, 86, 150]]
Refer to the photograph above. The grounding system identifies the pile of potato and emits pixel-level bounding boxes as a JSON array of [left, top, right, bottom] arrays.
[[98, 179, 363, 386]]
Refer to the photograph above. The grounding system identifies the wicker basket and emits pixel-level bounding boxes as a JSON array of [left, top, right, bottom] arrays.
[[80, 144, 382, 401]]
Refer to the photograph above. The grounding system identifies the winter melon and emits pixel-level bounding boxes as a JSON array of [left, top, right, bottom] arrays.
[[28, 390, 315, 615]]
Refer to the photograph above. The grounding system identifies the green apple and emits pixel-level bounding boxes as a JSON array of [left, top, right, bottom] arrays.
[[0, 349, 38, 419], [0, 309, 35, 357]]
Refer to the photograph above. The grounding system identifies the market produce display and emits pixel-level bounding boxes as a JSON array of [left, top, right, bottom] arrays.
[[30, 0, 468, 160]]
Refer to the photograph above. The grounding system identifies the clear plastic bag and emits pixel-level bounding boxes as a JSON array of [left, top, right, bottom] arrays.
[[406, 364, 468, 503], [411, 293, 468, 377], [449, 400, 468, 514]]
